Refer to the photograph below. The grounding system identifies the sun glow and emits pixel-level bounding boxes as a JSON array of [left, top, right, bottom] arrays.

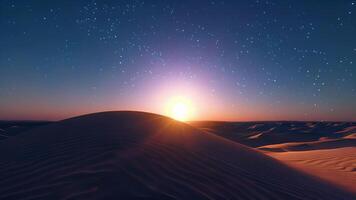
[[171, 102, 189, 121], [165, 96, 194, 121]]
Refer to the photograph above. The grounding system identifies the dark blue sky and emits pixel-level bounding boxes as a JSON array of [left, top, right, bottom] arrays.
[[1, 0, 355, 121]]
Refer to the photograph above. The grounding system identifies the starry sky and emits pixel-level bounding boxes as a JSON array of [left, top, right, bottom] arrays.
[[1, 0, 355, 121]]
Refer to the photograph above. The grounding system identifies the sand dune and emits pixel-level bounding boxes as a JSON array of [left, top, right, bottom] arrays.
[[268, 147, 356, 194], [190, 121, 356, 147], [336, 126, 356, 134], [258, 137, 356, 152], [191, 121, 356, 196], [0, 111, 354, 199], [0, 121, 51, 140]]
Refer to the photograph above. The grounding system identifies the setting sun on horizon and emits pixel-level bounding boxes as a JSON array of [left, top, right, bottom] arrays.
[[170, 102, 189, 121], [164, 96, 195, 121]]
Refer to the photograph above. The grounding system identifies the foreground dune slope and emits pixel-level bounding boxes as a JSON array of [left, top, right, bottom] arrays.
[[0, 111, 354, 199]]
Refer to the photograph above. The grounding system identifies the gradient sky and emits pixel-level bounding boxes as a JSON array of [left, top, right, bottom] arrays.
[[1, 0, 355, 121]]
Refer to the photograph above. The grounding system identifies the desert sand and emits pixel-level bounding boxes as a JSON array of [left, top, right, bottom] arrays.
[[0, 112, 354, 199], [267, 147, 356, 193], [192, 121, 356, 196]]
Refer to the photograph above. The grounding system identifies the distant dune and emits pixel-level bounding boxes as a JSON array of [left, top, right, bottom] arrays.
[[0, 111, 354, 199], [0, 121, 51, 140], [190, 121, 356, 147], [258, 137, 356, 152]]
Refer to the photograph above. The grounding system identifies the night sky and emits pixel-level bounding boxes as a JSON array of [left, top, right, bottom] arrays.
[[1, 0, 355, 121]]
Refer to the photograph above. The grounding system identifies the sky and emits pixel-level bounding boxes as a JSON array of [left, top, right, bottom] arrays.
[[0, 0, 355, 121]]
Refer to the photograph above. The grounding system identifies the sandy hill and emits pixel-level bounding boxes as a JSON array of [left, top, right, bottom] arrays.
[[0, 112, 354, 199], [191, 121, 356, 195], [268, 147, 356, 194]]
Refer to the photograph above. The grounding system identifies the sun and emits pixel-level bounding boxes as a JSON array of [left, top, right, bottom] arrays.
[[163, 95, 195, 122], [171, 102, 189, 121]]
